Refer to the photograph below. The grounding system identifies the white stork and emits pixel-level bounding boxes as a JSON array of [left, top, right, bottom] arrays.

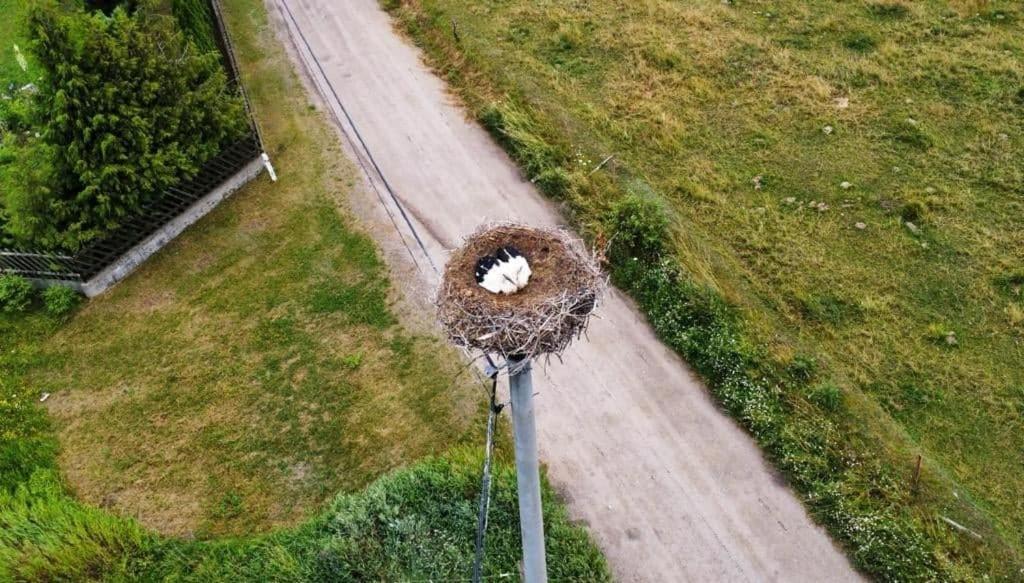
[[475, 246, 532, 294]]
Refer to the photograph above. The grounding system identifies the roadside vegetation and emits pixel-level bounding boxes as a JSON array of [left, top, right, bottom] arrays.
[[0, 0, 609, 578], [386, 0, 1024, 579], [1, 449, 608, 580]]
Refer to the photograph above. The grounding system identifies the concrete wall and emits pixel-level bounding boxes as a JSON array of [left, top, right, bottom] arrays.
[[81, 157, 266, 297]]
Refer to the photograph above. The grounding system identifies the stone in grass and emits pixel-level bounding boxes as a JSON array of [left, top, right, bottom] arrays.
[[945, 331, 958, 346], [840, 181, 853, 190], [823, 125, 834, 135], [905, 221, 921, 235], [855, 222, 867, 230]]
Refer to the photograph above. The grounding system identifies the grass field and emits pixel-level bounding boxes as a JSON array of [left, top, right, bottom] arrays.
[[387, 0, 1024, 578], [0, 0, 609, 578]]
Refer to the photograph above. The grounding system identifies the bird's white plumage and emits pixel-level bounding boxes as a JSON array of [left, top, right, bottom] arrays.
[[507, 255, 532, 288], [477, 249, 532, 294], [479, 267, 515, 294]]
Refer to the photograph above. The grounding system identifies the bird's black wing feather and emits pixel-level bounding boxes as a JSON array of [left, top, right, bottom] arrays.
[[475, 255, 497, 283]]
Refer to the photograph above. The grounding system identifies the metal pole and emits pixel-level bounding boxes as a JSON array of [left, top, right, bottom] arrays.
[[508, 357, 548, 583]]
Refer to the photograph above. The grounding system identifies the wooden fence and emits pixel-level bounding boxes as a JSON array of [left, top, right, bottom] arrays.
[[0, 0, 263, 285]]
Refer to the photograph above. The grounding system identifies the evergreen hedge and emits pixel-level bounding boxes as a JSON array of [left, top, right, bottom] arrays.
[[1, 3, 247, 250]]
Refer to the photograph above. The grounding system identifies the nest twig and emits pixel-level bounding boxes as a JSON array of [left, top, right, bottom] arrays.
[[436, 222, 605, 360]]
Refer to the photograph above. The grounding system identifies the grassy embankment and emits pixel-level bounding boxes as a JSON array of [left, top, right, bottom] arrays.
[[385, 0, 1024, 579], [0, 0, 609, 578]]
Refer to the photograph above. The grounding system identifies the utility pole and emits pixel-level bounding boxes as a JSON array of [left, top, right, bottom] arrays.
[[508, 357, 547, 583], [435, 224, 603, 583]]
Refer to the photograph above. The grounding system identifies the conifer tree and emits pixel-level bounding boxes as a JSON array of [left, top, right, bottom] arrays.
[[3, 3, 246, 249]]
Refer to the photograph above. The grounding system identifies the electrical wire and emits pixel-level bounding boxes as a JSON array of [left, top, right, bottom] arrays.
[[277, 0, 437, 273], [472, 359, 503, 582], [274, 7, 509, 578]]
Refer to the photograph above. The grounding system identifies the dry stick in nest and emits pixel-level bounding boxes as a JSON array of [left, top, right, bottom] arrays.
[[436, 223, 605, 361]]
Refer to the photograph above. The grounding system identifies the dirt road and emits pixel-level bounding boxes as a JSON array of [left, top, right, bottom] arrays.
[[270, 0, 862, 580]]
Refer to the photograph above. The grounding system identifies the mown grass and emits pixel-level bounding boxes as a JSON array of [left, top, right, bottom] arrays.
[[385, 0, 1024, 579], [0, 0, 610, 578], [1, 308, 607, 577], [1, 0, 481, 533]]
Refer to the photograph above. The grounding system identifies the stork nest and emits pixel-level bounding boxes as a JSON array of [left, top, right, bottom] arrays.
[[436, 223, 605, 359]]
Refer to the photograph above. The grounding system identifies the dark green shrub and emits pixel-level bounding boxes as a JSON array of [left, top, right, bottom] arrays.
[[534, 166, 571, 197], [608, 187, 670, 261], [0, 274, 34, 313], [0, 451, 609, 581], [807, 382, 843, 412], [900, 199, 927, 222], [0, 139, 56, 247], [0, 214, 11, 248], [0, 92, 37, 134], [478, 103, 505, 135], [42, 285, 81, 317], [4, 4, 247, 250], [172, 0, 217, 52], [786, 354, 818, 382]]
